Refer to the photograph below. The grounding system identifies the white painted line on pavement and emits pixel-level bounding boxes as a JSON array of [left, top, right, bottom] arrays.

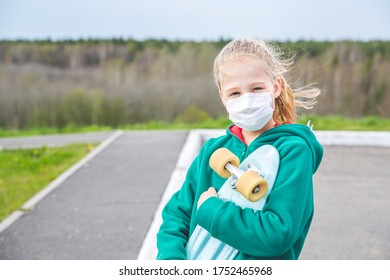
[[0, 130, 124, 235], [0, 211, 24, 234], [137, 130, 202, 260]]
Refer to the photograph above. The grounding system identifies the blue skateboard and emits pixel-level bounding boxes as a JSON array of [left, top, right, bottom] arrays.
[[186, 145, 280, 260]]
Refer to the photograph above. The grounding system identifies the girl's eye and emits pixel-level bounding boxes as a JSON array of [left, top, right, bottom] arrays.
[[230, 92, 240, 97], [253, 87, 263, 92]]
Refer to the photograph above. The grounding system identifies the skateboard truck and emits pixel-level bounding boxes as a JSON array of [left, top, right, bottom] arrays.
[[209, 148, 268, 202], [227, 163, 264, 195]]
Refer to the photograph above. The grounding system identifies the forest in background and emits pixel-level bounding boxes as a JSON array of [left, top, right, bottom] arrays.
[[0, 39, 389, 129]]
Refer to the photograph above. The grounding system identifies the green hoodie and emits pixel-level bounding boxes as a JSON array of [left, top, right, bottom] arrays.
[[157, 124, 323, 260]]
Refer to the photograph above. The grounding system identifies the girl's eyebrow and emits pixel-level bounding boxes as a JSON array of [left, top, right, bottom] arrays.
[[225, 87, 240, 92], [250, 82, 267, 87], [224, 81, 269, 92]]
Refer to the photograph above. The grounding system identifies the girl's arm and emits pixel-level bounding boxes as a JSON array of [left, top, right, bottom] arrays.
[[195, 140, 315, 257]]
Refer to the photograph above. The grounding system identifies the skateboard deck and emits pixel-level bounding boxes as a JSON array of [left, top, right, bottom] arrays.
[[186, 144, 280, 260]]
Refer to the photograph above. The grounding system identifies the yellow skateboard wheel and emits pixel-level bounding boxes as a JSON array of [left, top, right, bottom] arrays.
[[209, 148, 240, 178], [236, 170, 268, 202]]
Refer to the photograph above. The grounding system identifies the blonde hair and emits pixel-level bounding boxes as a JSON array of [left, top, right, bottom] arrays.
[[213, 38, 320, 124]]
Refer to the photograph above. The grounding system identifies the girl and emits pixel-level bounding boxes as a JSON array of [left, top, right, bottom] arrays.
[[156, 38, 323, 260]]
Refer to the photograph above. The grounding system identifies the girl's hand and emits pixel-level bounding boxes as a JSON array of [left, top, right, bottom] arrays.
[[197, 187, 218, 209]]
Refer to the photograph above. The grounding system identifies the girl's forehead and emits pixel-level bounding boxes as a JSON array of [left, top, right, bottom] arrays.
[[220, 56, 268, 75], [219, 57, 271, 83], [223, 55, 265, 67]]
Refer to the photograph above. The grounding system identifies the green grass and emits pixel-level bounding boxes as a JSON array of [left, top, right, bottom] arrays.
[[0, 143, 96, 221], [121, 115, 390, 131], [1, 115, 390, 138], [120, 117, 233, 130]]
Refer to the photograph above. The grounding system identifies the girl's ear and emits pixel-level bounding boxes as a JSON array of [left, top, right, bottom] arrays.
[[273, 77, 282, 98]]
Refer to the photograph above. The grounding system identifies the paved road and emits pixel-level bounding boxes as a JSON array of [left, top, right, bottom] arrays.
[[301, 146, 390, 259], [0, 131, 187, 259], [0, 131, 115, 150], [0, 131, 389, 260]]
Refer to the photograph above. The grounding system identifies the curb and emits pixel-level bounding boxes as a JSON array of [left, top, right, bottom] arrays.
[[314, 130, 390, 147], [195, 129, 390, 147], [0, 130, 124, 235]]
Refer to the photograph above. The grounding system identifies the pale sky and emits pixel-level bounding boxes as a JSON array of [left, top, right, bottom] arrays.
[[0, 0, 389, 41]]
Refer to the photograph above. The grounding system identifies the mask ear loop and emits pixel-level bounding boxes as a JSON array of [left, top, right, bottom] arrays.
[[219, 89, 227, 107], [270, 81, 276, 112]]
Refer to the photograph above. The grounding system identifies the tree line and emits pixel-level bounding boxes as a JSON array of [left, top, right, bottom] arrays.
[[0, 39, 389, 129]]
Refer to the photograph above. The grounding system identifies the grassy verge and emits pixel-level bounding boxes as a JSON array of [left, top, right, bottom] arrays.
[[0, 143, 96, 221], [121, 115, 390, 131], [1, 115, 390, 137], [120, 117, 233, 130]]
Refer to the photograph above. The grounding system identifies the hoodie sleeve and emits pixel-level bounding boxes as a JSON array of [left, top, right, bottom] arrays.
[[195, 140, 316, 257], [156, 146, 205, 260]]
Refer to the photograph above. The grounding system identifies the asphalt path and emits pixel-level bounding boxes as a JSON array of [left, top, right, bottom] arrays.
[[0, 131, 187, 259], [300, 146, 390, 259], [0, 131, 389, 259], [0, 131, 115, 150]]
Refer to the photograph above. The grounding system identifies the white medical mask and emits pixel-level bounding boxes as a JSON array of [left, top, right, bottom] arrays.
[[225, 91, 274, 131]]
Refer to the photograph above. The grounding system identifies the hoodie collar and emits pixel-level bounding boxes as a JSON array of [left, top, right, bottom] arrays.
[[226, 123, 323, 173]]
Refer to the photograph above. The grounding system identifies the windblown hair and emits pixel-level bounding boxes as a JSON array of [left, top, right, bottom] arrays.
[[213, 38, 320, 124]]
